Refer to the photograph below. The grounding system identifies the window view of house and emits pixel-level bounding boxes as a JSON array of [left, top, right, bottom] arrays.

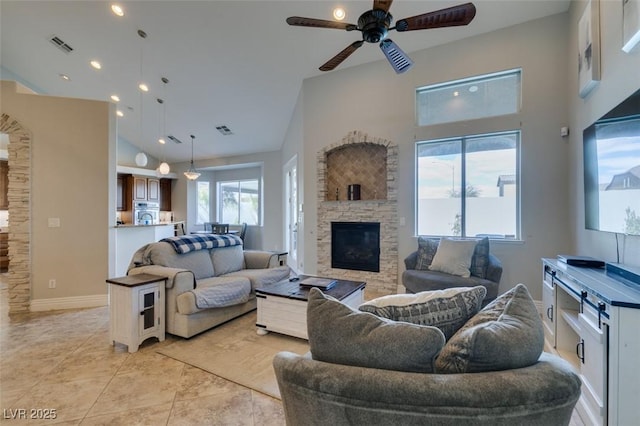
[[218, 179, 260, 225], [416, 131, 520, 239]]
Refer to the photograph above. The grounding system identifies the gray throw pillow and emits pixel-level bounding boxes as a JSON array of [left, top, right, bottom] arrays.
[[469, 237, 490, 279], [359, 286, 486, 340], [307, 288, 445, 373], [415, 237, 439, 270], [435, 283, 544, 373]]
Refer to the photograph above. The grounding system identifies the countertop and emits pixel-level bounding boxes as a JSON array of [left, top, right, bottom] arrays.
[[114, 221, 183, 229]]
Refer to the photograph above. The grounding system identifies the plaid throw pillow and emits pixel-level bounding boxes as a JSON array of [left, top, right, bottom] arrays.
[[469, 237, 490, 279], [415, 237, 439, 270]]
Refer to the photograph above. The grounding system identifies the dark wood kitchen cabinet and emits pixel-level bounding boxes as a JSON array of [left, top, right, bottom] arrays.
[[160, 179, 172, 211], [0, 160, 8, 210], [117, 174, 132, 212]]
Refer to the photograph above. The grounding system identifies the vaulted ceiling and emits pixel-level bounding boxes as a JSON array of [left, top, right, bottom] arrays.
[[0, 1, 569, 163]]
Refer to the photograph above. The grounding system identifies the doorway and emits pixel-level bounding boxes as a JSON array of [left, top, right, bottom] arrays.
[[283, 156, 298, 273]]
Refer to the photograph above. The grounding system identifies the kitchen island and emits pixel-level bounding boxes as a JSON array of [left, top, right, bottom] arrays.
[[114, 222, 177, 277]]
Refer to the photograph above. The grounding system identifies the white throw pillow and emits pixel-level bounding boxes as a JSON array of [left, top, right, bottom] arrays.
[[428, 238, 478, 278]]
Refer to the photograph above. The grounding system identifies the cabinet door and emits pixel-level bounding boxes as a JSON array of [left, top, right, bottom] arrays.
[[116, 175, 125, 211], [133, 177, 147, 201], [542, 273, 555, 347], [578, 312, 607, 425], [160, 179, 172, 211], [147, 178, 160, 202], [0, 160, 8, 210], [138, 286, 158, 338]]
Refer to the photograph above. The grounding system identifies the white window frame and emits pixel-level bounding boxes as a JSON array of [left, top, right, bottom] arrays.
[[217, 178, 261, 226], [415, 130, 521, 240]]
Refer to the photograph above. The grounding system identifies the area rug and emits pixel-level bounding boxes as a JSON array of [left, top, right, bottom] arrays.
[[156, 311, 309, 399]]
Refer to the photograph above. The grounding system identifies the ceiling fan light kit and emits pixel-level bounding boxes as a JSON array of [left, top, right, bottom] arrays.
[[286, 0, 476, 74]]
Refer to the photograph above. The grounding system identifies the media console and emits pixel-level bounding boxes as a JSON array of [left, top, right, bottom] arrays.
[[541, 259, 640, 426]]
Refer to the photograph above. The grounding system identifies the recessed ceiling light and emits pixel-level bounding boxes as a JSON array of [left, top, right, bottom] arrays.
[[138, 83, 149, 92], [111, 4, 124, 17], [469, 85, 478, 93], [158, 138, 166, 144], [453, 91, 460, 97], [59, 73, 70, 81], [110, 94, 120, 102], [116, 110, 124, 117], [333, 7, 346, 21], [90, 60, 102, 70]]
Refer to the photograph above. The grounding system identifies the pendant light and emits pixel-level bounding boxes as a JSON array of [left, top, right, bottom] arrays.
[[157, 77, 170, 175], [184, 135, 201, 180], [135, 29, 148, 167]]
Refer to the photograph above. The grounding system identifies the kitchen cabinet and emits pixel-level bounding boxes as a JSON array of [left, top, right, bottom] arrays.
[[130, 176, 160, 202], [147, 178, 160, 202], [116, 174, 132, 212], [0, 232, 8, 271], [160, 178, 172, 211], [0, 160, 8, 210]]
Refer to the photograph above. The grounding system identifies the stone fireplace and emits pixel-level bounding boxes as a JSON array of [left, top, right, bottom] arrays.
[[317, 131, 398, 294]]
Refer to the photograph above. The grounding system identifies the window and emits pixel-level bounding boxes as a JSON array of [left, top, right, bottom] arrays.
[[416, 131, 520, 239], [196, 181, 210, 224], [218, 179, 260, 225], [416, 69, 521, 126]]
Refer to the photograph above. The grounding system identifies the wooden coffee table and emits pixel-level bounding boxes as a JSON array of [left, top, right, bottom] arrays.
[[255, 276, 366, 339]]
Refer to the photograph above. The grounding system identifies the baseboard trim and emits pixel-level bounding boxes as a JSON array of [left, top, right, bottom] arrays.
[[30, 294, 108, 312]]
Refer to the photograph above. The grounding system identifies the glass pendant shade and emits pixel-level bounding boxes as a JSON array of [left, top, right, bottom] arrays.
[[158, 162, 170, 175], [184, 135, 200, 180], [135, 152, 148, 167]]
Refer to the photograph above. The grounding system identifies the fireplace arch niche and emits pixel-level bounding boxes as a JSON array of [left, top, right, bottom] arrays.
[[316, 131, 398, 294]]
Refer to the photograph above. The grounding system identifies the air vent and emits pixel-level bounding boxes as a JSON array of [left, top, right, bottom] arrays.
[[216, 125, 233, 136], [167, 135, 183, 144], [49, 35, 73, 53]]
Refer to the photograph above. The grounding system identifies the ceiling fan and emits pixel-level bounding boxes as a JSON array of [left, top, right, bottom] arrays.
[[286, 1, 476, 74]]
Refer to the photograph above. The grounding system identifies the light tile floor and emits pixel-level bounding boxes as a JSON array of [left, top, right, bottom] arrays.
[[0, 276, 286, 425], [1, 276, 584, 425]]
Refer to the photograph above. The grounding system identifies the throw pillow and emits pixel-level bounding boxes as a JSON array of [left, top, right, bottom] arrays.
[[358, 286, 487, 340], [428, 238, 478, 278], [469, 237, 490, 279], [435, 283, 544, 374], [415, 237, 440, 270], [307, 288, 445, 373]]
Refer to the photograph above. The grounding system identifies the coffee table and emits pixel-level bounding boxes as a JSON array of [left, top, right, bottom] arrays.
[[255, 276, 366, 339]]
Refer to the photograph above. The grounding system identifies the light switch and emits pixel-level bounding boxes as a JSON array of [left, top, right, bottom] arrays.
[[48, 218, 60, 228], [399, 217, 406, 226]]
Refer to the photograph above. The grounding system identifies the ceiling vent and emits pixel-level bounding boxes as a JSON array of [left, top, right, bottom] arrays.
[[216, 125, 233, 136], [49, 35, 73, 53], [167, 135, 183, 144]]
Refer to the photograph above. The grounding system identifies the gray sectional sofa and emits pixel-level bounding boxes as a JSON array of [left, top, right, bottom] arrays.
[[127, 235, 290, 338]]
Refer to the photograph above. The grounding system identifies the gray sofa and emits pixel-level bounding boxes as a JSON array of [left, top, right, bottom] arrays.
[[127, 235, 290, 338], [403, 237, 502, 305], [274, 285, 581, 426]]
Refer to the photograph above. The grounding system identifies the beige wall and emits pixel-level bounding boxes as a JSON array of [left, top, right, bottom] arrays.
[[1, 80, 115, 303], [294, 13, 572, 300], [569, 0, 640, 267]]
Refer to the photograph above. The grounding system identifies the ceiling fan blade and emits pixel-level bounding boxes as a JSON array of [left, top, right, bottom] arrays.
[[379, 39, 413, 74], [395, 2, 476, 32], [286, 16, 357, 31], [319, 40, 365, 71], [373, 0, 393, 13]]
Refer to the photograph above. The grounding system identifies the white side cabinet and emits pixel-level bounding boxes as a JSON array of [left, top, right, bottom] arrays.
[[107, 273, 166, 353], [542, 259, 640, 426]]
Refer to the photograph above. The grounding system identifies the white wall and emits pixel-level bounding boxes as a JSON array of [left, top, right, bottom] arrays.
[[295, 13, 572, 299], [569, 0, 640, 267]]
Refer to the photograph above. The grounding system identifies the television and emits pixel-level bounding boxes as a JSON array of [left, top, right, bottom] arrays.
[[583, 88, 640, 235]]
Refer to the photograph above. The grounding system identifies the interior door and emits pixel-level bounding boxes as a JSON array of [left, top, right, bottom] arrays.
[[284, 156, 298, 272]]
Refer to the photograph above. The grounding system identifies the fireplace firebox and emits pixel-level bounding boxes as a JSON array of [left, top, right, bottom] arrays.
[[331, 222, 380, 272]]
